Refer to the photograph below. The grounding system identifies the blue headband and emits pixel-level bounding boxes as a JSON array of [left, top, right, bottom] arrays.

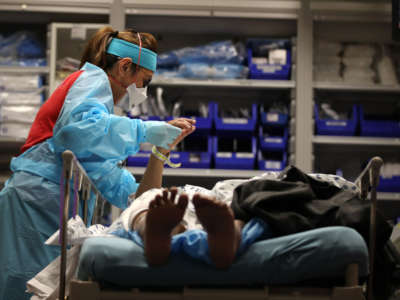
[[106, 38, 157, 72]]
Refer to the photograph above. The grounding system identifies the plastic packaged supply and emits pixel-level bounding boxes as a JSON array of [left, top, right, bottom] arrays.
[[343, 74, 375, 84], [0, 89, 43, 106], [314, 64, 342, 82], [343, 44, 376, 57], [315, 40, 342, 56], [0, 121, 31, 139], [314, 64, 341, 74], [377, 55, 398, 85], [314, 55, 341, 65], [0, 74, 42, 90], [178, 63, 248, 79], [314, 71, 343, 82], [0, 105, 40, 123], [342, 56, 373, 68]]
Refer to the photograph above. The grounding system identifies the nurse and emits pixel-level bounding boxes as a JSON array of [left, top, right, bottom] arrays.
[[0, 26, 195, 300]]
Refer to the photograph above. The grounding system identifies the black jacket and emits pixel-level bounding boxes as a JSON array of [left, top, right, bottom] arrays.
[[231, 165, 392, 249]]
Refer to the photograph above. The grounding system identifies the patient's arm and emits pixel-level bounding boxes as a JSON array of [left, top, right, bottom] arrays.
[[134, 146, 169, 199]]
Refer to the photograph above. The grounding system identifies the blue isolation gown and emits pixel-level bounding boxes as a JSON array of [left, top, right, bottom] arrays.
[[0, 63, 159, 300]]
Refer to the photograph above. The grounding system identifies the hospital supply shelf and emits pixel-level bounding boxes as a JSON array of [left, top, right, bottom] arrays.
[[314, 82, 400, 93], [312, 136, 400, 147], [0, 66, 50, 74], [150, 78, 296, 89]]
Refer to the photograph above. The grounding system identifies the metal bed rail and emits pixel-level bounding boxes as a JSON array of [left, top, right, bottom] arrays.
[[59, 150, 107, 300], [354, 156, 384, 300]]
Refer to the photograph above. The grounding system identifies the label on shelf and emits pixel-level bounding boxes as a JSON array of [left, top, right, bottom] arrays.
[[264, 137, 283, 143], [326, 121, 347, 127], [222, 118, 248, 124], [266, 113, 279, 122], [237, 153, 254, 158], [189, 155, 201, 163], [216, 152, 232, 158]]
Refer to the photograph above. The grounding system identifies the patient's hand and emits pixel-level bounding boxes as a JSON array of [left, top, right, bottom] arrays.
[[167, 118, 196, 150]]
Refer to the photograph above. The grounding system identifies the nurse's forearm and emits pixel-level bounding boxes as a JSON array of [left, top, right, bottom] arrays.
[[135, 148, 168, 198]]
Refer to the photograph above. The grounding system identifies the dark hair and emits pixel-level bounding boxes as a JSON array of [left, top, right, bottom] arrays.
[[79, 26, 158, 72]]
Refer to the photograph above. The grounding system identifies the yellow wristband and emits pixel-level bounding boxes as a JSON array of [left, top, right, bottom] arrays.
[[151, 146, 181, 168]]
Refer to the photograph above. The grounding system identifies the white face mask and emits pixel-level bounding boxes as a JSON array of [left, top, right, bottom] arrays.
[[117, 84, 148, 113], [127, 84, 148, 108]]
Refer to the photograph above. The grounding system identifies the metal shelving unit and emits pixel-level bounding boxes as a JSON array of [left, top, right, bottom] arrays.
[[310, 0, 400, 211], [121, 0, 300, 181]]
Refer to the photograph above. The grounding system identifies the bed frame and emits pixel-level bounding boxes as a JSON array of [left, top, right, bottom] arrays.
[[58, 150, 384, 300]]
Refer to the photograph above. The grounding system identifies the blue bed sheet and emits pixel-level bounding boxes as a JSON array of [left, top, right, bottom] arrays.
[[77, 226, 368, 287]]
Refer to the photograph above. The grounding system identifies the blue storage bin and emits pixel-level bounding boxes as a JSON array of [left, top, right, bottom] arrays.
[[257, 150, 287, 171], [126, 151, 151, 167], [259, 126, 288, 152], [213, 136, 257, 170], [359, 105, 400, 137], [247, 39, 291, 80], [314, 104, 358, 136], [166, 102, 214, 134], [168, 135, 212, 169], [214, 103, 257, 135], [377, 176, 400, 193]]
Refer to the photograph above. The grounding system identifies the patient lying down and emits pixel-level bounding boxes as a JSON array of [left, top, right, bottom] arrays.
[[132, 187, 244, 268]]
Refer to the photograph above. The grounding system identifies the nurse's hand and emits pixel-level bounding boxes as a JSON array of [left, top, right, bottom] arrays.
[[167, 118, 196, 150]]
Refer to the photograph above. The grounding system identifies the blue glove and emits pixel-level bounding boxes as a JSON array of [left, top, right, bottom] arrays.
[[143, 121, 182, 149]]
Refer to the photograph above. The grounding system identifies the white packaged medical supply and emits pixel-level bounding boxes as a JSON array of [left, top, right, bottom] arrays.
[[314, 64, 341, 74], [314, 71, 343, 82], [269, 49, 287, 65], [0, 89, 43, 106], [0, 121, 31, 139], [377, 52, 397, 85], [0, 104, 39, 123], [343, 67, 376, 84], [0, 74, 42, 91], [343, 44, 376, 57], [314, 55, 341, 65], [342, 56, 373, 68], [315, 40, 342, 56]]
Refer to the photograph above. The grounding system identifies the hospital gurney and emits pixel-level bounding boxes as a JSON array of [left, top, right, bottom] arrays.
[[58, 150, 384, 300]]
